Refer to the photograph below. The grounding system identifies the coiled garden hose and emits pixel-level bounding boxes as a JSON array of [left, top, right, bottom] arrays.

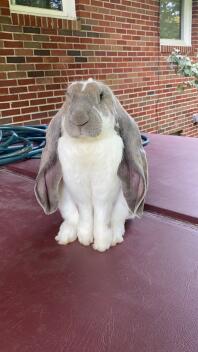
[[0, 125, 149, 166], [141, 134, 149, 148], [0, 125, 47, 166]]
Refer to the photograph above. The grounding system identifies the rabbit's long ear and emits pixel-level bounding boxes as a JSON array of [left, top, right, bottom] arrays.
[[34, 108, 63, 214], [114, 97, 148, 217]]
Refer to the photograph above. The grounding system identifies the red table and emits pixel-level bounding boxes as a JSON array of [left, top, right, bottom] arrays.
[[1, 134, 198, 352]]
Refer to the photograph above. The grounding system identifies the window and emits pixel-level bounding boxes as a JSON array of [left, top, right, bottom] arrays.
[[9, 0, 76, 19], [160, 0, 192, 46]]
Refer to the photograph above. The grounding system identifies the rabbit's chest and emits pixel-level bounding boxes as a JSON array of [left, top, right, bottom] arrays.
[[58, 133, 123, 191]]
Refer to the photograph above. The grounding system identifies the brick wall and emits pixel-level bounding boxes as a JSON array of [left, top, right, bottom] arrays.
[[0, 0, 198, 136]]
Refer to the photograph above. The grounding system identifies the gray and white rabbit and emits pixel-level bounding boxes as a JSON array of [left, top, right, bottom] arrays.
[[35, 78, 148, 252]]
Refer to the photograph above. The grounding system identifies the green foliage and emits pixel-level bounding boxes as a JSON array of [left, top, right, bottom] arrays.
[[168, 49, 198, 91]]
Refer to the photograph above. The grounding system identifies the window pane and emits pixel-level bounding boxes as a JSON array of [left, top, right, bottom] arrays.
[[160, 0, 182, 39], [14, 0, 63, 11]]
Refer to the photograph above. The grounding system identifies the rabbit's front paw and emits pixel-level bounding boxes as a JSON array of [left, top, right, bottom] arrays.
[[93, 228, 112, 252], [78, 229, 93, 246], [111, 223, 125, 246], [55, 221, 77, 245]]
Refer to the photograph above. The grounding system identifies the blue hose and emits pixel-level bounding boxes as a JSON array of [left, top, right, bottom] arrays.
[[0, 125, 47, 166], [0, 125, 149, 166], [141, 134, 149, 147]]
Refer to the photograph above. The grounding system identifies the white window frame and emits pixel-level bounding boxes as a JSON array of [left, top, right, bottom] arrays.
[[9, 0, 76, 20], [160, 0, 192, 46]]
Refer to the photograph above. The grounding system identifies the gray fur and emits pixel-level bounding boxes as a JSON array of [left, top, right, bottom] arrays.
[[64, 81, 102, 137], [34, 106, 63, 214], [114, 97, 148, 217]]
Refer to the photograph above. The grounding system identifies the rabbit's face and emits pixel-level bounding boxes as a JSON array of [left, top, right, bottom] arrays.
[[63, 79, 116, 138]]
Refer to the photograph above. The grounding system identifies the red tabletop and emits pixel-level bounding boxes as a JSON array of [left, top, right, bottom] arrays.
[[1, 134, 198, 352], [145, 134, 198, 223]]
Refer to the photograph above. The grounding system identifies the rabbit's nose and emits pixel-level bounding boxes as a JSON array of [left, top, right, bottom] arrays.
[[70, 111, 89, 126]]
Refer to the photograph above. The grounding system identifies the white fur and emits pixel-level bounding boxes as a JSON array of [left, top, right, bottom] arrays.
[[55, 114, 130, 252]]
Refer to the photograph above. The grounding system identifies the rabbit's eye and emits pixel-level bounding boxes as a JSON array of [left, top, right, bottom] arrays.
[[99, 92, 104, 101]]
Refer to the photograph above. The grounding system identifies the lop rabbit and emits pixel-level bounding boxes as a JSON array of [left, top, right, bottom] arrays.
[[35, 79, 148, 252]]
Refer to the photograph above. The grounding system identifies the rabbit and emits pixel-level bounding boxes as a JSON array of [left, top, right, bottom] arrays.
[[34, 78, 148, 252]]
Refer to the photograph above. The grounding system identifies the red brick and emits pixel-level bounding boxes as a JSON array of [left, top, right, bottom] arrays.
[[0, 102, 10, 109], [28, 85, 45, 92], [1, 0, 9, 7], [16, 63, 34, 71], [51, 50, 67, 56], [39, 117, 51, 124], [30, 15, 36, 27], [1, 8, 10, 16], [35, 63, 51, 70], [41, 28, 57, 35], [0, 94, 18, 102], [30, 98, 46, 106], [0, 117, 13, 124], [18, 14, 25, 27], [19, 92, 37, 100], [15, 49, 33, 55], [18, 78, 35, 85], [38, 91, 53, 98], [43, 57, 60, 63], [0, 32, 13, 40], [8, 72, 27, 79], [13, 33, 32, 41], [11, 100, 29, 108], [0, 53, 6, 62], [21, 106, 38, 114], [42, 42, 58, 49], [50, 35, 65, 42], [11, 13, 18, 26], [13, 114, 31, 122], [0, 79, 17, 87], [2, 108, 20, 117], [24, 15, 30, 26], [0, 72, 7, 79], [36, 77, 53, 84], [26, 57, 43, 63], [46, 83, 61, 90], [31, 111, 48, 119], [36, 16, 41, 28], [0, 49, 14, 55], [9, 86, 27, 94], [4, 41, 23, 48], [39, 104, 55, 111], [0, 88, 9, 95]]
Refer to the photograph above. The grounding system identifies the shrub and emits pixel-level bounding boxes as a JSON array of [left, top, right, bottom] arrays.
[[168, 49, 198, 91]]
